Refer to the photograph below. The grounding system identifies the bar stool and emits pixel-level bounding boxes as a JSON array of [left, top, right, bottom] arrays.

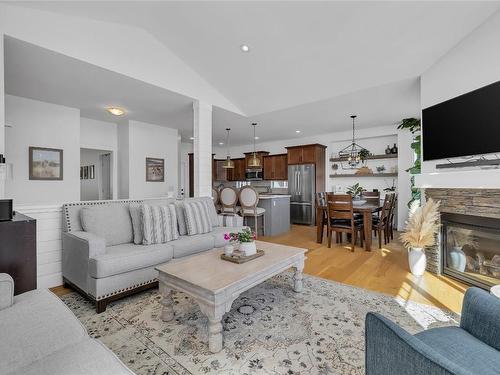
[[220, 187, 239, 215], [239, 186, 265, 238]]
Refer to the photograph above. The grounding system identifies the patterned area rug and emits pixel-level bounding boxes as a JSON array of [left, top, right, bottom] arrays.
[[61, 274, 459, 374]]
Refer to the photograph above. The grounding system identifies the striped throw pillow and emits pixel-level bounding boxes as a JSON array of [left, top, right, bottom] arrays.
[[141, 204, 179, 245], [183, 200, 213, 235], [198, 197, 219, 227]]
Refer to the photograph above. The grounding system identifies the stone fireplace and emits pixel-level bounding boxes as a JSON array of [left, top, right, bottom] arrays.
[[424, 188, 500, 289]]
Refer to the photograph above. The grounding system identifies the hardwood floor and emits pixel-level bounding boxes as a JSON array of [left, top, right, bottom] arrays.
[[261, 225, 467, 313], [51, 225, 467, 313]]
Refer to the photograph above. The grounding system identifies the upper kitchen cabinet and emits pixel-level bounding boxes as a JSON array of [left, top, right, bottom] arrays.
[[263, 154, 288, 180], [228, 158, 246, 181], [286, 144, 325, 164], [244, 151, 270, 169]]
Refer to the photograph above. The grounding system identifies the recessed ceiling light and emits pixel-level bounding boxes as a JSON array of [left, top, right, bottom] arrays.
[[254, 136, 260, 140], [219, 142, 224, 145], [106, 107, 126, 116], [189, 137, 195, 140], [240, 44, 250, 52], [295, 130, 301, 134]]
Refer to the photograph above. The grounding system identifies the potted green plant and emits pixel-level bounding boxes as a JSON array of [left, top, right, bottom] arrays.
[[400, 198, 440, 276], [358, 148, 371, 165], [346, 183, 365, 200], [226, 228, 257, 256]]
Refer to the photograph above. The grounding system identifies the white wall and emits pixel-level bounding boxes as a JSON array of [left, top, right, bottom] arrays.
[[117, 121, 130, 199], [5, 95, 80, 205], [80, 117, 118, 199], [421, 9, 500, 175], [119, 120, 179, 199]]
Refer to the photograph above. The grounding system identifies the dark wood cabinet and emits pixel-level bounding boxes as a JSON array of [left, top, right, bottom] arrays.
[[0, 213, 37, 295], [244, 151, 269, 170], [286, 144, 326, 192], [286, 144, 319, 164], [263, 154, 288, 180], [231, 158, 246, 181], [214, 159, 229, 181]]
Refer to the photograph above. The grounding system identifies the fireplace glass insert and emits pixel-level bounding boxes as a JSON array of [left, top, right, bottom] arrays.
[[441, 212, 500, 289]]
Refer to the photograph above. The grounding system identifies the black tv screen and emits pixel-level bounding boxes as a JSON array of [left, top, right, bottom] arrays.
[[422, 80, 500, 161]]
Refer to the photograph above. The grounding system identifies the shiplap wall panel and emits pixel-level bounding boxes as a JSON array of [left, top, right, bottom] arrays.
[[15, 205, 63, 289]]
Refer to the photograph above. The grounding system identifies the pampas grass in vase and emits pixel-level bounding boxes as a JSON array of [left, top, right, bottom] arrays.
[[400, 198, 440, 276]]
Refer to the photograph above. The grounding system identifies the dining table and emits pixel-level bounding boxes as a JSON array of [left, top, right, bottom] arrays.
[[316, 199, 383, 251]]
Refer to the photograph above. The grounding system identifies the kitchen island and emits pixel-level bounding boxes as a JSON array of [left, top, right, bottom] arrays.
[[257, 194, 291, 236]]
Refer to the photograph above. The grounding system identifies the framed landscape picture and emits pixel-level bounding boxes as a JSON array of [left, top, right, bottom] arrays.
[[146, 157, 164, 182], [29, 147, 63, 180]]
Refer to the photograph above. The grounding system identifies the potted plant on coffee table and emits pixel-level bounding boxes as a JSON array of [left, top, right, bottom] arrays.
[[228, 228, 257, 256], [400, 198, 440, 276]]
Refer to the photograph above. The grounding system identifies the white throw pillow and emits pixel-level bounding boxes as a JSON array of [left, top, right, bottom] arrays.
[[141, 204, 179, 245], [183, 200, 213, 235], [129, 203, 143, 245]]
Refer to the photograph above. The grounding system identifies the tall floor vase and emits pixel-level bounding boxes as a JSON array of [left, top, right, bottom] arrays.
[[408, 247, 426, 276]]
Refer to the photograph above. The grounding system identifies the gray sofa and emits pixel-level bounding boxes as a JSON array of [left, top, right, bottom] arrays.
[[365, 287, 500, 375], [0, 273, 133, 375], [62, 197, 245, 313]]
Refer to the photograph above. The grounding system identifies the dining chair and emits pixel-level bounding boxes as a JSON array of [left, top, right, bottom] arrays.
[[315, 192, 329, 242], [372, 194, 394, 248], [238, 186, 265, 238], [220, 187, 239, 215], [387, 193, 398, 240], [362, 191, 380, 201], [326, 193, 364, 252], [212, 187, 221, 213]]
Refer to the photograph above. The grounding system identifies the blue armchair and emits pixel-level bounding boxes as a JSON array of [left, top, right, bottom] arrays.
[[365, 287, 500, 375]]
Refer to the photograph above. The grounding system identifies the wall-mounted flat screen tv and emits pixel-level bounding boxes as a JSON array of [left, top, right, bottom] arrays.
[[422, 80, 500, 161]]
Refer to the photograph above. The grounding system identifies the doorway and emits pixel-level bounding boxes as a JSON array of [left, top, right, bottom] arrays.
[[80, 148, 113, 201]]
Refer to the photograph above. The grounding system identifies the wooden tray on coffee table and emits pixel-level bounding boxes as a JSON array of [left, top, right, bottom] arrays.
[[221, 249, 265, 264]]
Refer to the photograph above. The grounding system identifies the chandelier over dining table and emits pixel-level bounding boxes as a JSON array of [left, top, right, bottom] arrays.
[[338, 115, 369, 169]]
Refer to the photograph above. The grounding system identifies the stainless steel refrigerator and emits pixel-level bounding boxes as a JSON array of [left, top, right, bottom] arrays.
[[288, 164, 316, 225]]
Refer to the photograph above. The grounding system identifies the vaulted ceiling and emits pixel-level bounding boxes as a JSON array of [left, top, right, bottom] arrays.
[[7, 1, 500, 144]]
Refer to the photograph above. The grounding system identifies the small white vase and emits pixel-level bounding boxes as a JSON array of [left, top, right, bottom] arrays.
[[408, 247, 426, 276], [447, 246, 466, 272], [224, 243, 234, 256], [240, 241, 257, 256]]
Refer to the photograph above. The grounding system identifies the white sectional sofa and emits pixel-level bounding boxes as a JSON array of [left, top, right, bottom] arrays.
[[0, 273, 133, 375], [62, 197, 245, 313]]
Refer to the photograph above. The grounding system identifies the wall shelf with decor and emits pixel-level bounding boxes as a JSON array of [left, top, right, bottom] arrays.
[[329, 153, 398, 162], [329, 173, 398, 178]]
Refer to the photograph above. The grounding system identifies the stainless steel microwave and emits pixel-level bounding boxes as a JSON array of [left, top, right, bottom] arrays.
[[245, 169, 263, 181]]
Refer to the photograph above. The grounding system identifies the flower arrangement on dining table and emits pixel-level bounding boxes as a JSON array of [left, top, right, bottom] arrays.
[[224, 228, 257, 256]]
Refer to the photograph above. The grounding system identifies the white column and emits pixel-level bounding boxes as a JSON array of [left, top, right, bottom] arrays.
[[193, 101, 212, 197], [0, 34, 5, 199]]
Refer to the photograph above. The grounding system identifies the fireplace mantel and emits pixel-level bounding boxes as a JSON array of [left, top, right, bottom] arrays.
[[415, 169, 500, 189]]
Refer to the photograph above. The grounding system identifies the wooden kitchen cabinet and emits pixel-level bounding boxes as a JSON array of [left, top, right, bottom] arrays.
[[263, 154, 288, 180], [228, 158, 245, 181], [286, 144, 321, 164]]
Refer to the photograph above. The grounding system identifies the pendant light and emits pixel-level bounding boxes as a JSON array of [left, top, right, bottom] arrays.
[[222, 128, 235, 169], [248, 122, 261, 168], [338, 115, 368, 169]]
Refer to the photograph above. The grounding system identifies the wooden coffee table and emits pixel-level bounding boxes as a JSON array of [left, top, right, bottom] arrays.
[[155, 241, 306, 353]]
